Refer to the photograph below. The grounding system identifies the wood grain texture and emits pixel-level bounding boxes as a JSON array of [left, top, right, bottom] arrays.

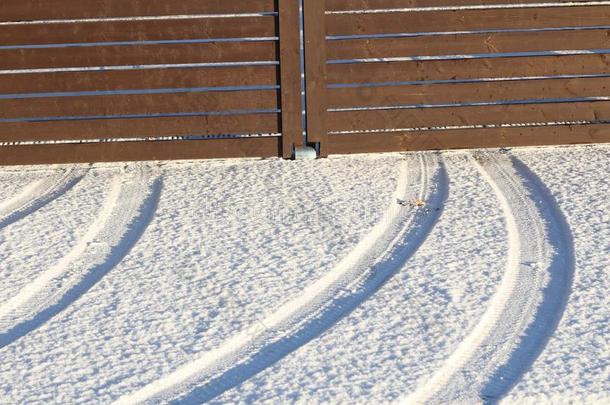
[[327, 54, 610, 84], [327, 29, 610, 60], [327, 0, 567, 10], [0, 90, 279, 119], [328, 77, 610, 108], [304, 0, 329, 155], [0, 17, 277, 46], [327, 7, 610, 36], [279, 0, 304, 157], [0, 42, 278, 70], [0, 114, 280, 142], [326, 124, 610, 154], [0, 137, 280, 165], [327, 101, 610, 131], [0, 66, 279, 95], [1, 0, 276, 21]]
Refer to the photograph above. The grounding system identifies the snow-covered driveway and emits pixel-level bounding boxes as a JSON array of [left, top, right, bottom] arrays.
[[0, 145, 608, 404]]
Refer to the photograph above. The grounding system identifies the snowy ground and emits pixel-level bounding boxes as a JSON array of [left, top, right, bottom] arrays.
[[0, 145, 607, 404]]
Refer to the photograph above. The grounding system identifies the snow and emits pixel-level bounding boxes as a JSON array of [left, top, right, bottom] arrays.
[[503, 146, 610, 404], [214, 153, 509, 404], [0, 145, 608, 404], [0, 168, 110, 304]]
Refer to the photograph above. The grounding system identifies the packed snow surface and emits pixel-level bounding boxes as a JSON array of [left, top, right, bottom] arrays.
[[0, 145, 607, 404]]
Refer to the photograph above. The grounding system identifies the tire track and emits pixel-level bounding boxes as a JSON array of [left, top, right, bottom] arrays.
[[0, 164, 162, 349], [406, 153, 574, 404], [113, 153, 448, 405], [0, 167, 85, 231]]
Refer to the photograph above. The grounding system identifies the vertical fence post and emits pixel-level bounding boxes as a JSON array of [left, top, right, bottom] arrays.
[[278, 0, 304, 158], [303, 0, 328, 157]]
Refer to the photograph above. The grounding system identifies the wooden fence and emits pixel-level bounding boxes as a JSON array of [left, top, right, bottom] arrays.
[[1, 1, 610, 165], [0, 0, 302, 164], [306, 0, 610, 156]]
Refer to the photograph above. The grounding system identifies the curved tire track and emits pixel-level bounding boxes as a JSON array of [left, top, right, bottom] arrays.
[[406, 153, 574, 404], [0, 164, 162, 349], [114, 153, 448, 405], [0, 167, 85, 231]]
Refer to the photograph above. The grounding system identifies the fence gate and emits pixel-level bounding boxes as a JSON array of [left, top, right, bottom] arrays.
[[0, 0, 302, 165], [2, 1, 610, 165], [303, 0, 610, 156]]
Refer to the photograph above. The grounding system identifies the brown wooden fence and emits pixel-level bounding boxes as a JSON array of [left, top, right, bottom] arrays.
[[1, 1, 610, 165], [306, 0, 610, 156], [0, 0, 302, 165]]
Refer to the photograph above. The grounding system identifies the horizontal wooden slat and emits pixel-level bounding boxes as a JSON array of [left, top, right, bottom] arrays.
[[0, 137, 280, 166], [0, 42, 278, 70], [326, 124, 610, 154], [327, 29, 610, 59], [0, 17, 276, 46], [327, 0, 567, 10], [327, 7, 610, 36], [327, 101, 610, 131], [327, 54, 610, 84], [0, 66, 279, 95], [328, 77, 610, 108], [0, 90, 279, 119], [0, 114, 280, 142], [1, 0, 276, 21]]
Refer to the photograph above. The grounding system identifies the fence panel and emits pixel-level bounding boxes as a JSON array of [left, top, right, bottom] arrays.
[[0, 0, 302, 165], [309, 0, 610, 154]]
